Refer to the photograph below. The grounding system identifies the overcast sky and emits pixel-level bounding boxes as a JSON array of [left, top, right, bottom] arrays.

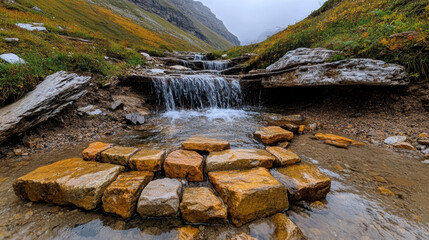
[[198, 0, 327, 45]]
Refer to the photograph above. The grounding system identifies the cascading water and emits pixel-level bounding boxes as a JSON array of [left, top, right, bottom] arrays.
[[203, 61, 229, 70], [152, 75, 242, 111], [194, 54, 205, 61]]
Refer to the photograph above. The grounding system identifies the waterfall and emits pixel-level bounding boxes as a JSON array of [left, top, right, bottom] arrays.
[[194, 54, 205, 61], [152, 75, 242, 111], [203, 61, 229, 71]]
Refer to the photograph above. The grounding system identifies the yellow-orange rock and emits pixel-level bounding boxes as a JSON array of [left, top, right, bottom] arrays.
[[101, 146, 138, 166], [182, 137, 230, 152], [249, 213, 305, 240], [254, 126, 294, 145], [82, 142, 113, 161], [206, 149, 275, 172], [392, 142, 416, 151], [232, 233, 257, 240], [177, 226, 200, 240], [271, 163, 331, 202], [164, 150, 203, 181], [102, 171, 153, 218], [324, 140, 349, 148], [314, 133, 365, 146], [266, 147, 301, 166], [378, 187, 395, 196], [13, 158, 124, 210], [129, 149, 165, 171], [209, 167, 289, 227], [180, 187, 227, 223]]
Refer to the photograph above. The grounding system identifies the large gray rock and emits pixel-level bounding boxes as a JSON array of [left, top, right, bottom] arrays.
[[261, 58, 409, 88], [0, 53, 25, 64], [15, 23, 47, 32], [267, 48, 338, 71], [0, 71, 91, 144]]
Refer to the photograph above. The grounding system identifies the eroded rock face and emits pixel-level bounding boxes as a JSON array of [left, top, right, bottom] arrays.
[[267, 48, 339, 71], [209, 167, 289, 227], [13, 158, 124, 210], [164, 150, 204, 181], [262, 58, 409, 88], [0, 71, 90, 144], [254, 126, 294, 145], [249, 213, 305, 240], [129, 149, 165, 172], [82, 142, 113, 161], [271, 163, 331, 202], [180, 187, 227, 224], [206, 149, 275, 172], [182, 137, 230, 152], [102, 171, 153, 218], [266, 147, 301, 166], [100, 146, 138, 166], [137, 178, 182, 217]]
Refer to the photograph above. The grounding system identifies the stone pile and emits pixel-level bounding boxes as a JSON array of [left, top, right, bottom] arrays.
[[13, 134, 332, 235]]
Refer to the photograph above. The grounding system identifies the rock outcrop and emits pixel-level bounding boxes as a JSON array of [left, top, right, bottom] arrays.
[[0, 71, 90, 144], [266, 48, 338, 71]]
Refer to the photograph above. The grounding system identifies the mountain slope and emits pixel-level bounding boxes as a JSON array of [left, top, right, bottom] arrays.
[[228, 0, 429, 78]]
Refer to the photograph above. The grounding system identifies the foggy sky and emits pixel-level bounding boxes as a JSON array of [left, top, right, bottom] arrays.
[[198, 0, 327, 45]]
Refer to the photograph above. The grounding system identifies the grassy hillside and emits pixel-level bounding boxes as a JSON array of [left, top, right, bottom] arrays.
[[228, 0, 429, 79], [0, 0, 215, 104]]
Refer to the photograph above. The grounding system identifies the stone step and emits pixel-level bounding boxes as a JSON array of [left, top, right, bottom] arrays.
[[129, 149, 166, 172], [164, 150, 204, 181], [82, 142, 113, 161], [266, 146, 301, 166], [182, 137, 230, 152], [254, 126, 294, 145], [100, 146, 139, 166], [206, 149, 275, 172]]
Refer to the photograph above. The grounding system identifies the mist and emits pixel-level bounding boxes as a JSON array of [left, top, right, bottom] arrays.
[[198, 0, 327, 45]]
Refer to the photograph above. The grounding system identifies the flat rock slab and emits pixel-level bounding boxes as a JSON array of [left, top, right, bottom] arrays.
[[102, 171, 153, 218], [315, 133, 365, 146], [164, 150, 204, 181], [182, 137, 230, 152], [137, 178, 182, 217], [206, 149, 275, 172], [254, 126, 294, 145], [82, 142, 113, 161], [180, 187, 227, 224], [129, 149, 165, 171], [249, 213, 305, 240], [266, 147, 301, 166], [271, 163, 331, 202], [13, 158, 124, 210], [209, 167, 289, 227], [101, 146, 138, 166]]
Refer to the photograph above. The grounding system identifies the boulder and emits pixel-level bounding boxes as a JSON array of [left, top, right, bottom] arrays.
[[262, 58, 409, 88], [0, 71, 90, 145], [206, 149, 275, 172], [110, 100, 123, 110], [182, 137, 230, 152], [125, 113, 145, 125], [254, 126, 294, 145], [100, 146, 138, 166], [4, 38, 19, 43], [129, 149, 165, 172], [0, 53, 26, 64], [137, 178, 182, 217], [266, 147, 301, 166], [140, 52, 152, 61], [180, 187, 227, 224], [164, 150, 204, 181], [271, 163, 331, 202], [384, 136, 407, 145], [315, 133, 365, 146], [249, 213, 305, 240], [208, 167, 289, 227], [267, 48, 339, 71], [15, 23, 47, 32], [82, 142, 113, 161], [13, 158, 124, 210], [102, 171, 153, 218]]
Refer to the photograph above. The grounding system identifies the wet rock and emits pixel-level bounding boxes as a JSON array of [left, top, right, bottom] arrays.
[[0, 53, 26, 64], [254, 126, 294, 145], [267, 48, 339, 71], [309, 200, 327, 210], [384, 136, 407, 145], [4, 38, 19, 43], [170, 65, 189, 71], [101, 146, 138, 166], [125, 113, 145, 125], [249, 213, 305, 240], [110, 100, 123, 110], [182, 137, 230, 152], [0, 72, 90, 144], [129, 149, 165, 172], [164, 150, 203, 181], [77, 105, 104, 116], [378, 187, 395, 196], [271, 163, 331, 202], [232, 233, 257, 240], [278, 141, 290, 148], [177, 225, 200, 240], [102, 171, 153, 218], [392, 142, 416, 151], [206, 149, 275, 172], [266, 147, 301, 166], [13, 158, 124, 210], [315, 133, 365, 147], [208, 168, 289, 227], [82, 142, 113, 161], [180, 187, 227, 224], [137, 178, 182, 217], [15, 23, 47, 32]]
